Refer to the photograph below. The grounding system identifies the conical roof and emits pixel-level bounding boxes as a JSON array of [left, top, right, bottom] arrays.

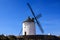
[[23, 17, 34, 22]]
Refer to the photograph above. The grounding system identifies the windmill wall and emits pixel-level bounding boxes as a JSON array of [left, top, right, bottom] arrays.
[[23, 22, 36, 35]]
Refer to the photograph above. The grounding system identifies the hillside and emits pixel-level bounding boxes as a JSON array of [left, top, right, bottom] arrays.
[[0, 34, 60, 40]]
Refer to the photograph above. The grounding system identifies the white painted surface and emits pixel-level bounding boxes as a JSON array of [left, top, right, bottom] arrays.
[[22, 22, 36, 35]]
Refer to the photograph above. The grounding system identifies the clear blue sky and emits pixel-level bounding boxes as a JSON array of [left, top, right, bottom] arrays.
[[0, 0, 60, 36]]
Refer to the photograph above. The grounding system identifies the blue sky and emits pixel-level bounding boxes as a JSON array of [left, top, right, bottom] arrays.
[[0, 0, 60, 36]]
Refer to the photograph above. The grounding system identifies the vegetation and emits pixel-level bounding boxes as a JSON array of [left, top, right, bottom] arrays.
[[0, 34, 60, 40]]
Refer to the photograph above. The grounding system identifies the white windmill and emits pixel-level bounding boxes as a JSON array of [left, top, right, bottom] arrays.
[[20, 3, 44, 35]]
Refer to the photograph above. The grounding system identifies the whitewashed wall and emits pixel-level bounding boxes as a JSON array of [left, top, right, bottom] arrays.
[[22, 22, 36, 35]]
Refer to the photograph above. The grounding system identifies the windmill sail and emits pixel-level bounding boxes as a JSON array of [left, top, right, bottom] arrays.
[[27, 3, 44, 33]]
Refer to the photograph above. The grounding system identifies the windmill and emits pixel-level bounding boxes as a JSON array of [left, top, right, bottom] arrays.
[[19, 3, 44, 35]]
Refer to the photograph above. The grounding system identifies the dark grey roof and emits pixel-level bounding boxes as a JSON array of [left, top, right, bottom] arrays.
[[23, 17, 34, 22]]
